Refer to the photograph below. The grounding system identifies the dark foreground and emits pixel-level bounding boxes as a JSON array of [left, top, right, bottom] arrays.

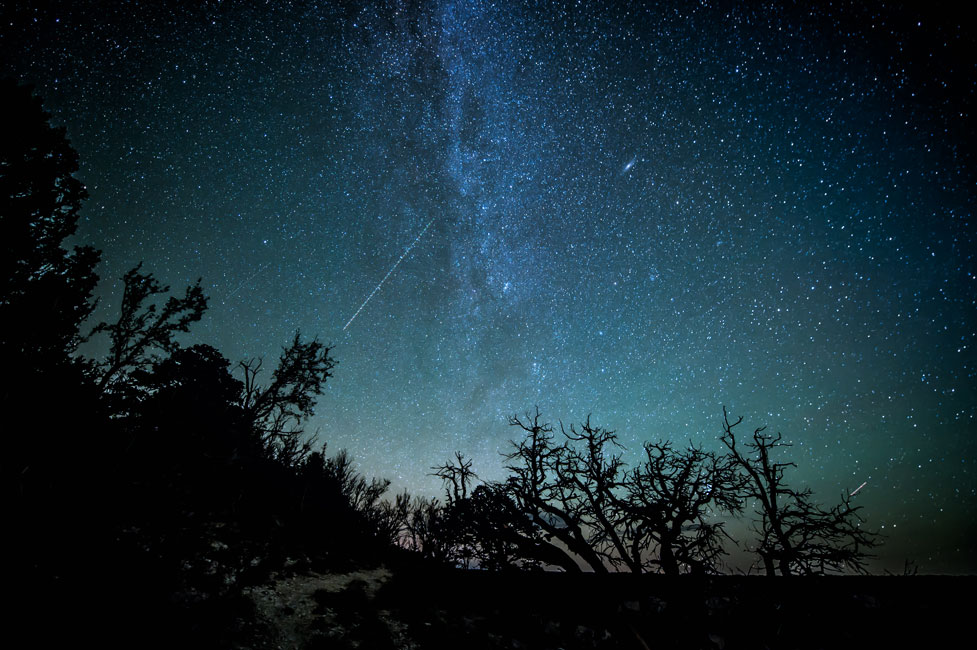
[[18, 558, 969, 649], [244, 560, 969, 650]]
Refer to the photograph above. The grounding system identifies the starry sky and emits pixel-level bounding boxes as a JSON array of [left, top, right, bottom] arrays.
[[3, 1, 974, 573]]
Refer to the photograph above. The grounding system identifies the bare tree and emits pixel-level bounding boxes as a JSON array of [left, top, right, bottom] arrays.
[[373, 488, 413, 548], [625, 441, 744, 575], [425, 447, 589, 571], [431, 451, 478, 505], [463, 483, 558, 571], [556, 418, 639, 572], [403, 496, 456, 564], [720, 407, 881, 575], [502, 408, 610, 573], [310, 447, 414, 546], [500, 410, 742, 575], [325, 448, 391, 514], [425, 452, 481, 567]]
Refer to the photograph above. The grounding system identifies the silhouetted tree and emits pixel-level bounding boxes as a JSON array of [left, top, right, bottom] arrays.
[[464, 482, 559, 572], [556, 418, 637, 571], [3, 80, 399, 647], [2, 81, 104, 598], [240, 331, 336, 466], [326, 449, 391, 517], [418, 452, 565, 570], [431, 451, 478, 504], [403, 495, 455, 563], [89, 263, 206, 408], [126, 344, 254, 504], [414, 408, 882, 576], [625, 441, 744, 575], [373, 488, 413, 548], [429, 452, 512, 568], [502, 408, 608, 573], [500, 414, 745, 574], [422, 452, 475, 567], [0, 79, 100, 368], [720, 407, 881, 575]]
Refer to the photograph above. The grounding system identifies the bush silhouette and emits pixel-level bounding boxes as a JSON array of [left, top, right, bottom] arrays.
[[3, 79, 400, 646]]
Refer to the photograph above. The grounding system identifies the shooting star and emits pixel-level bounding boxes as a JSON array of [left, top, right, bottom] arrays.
[[223, 261, 272, 304], [220, 215, 309, 304], [221, 229, 306, 304], [342, 217, 436, 331], [849, 481, 868, 497]]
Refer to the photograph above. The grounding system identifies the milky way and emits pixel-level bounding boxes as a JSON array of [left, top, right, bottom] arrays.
[[2, 1, 973, 572]]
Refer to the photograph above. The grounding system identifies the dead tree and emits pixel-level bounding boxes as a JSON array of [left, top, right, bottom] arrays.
[[501, 410, 742, 574], [464, 482, 572, 572], [502, 408, 610, 573], [425, 452, 481, 567], [626, 441, 744, 575], [557, 418, 640, 572], [431, 451, 478, 505], [403, 496, 455, 564], [428, 449, 584, 572], [720, 407, 881, 575], [366, 488, 412, 548]]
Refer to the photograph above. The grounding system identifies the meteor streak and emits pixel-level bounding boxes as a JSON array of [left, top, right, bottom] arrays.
[[219, 219, 308, 304], [849, 481, 867, 497], [223, 261, 272, 303], [342, 217, 436, 331]]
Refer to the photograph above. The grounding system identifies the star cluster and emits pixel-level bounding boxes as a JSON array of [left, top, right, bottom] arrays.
[[3, 0, 973, 572]]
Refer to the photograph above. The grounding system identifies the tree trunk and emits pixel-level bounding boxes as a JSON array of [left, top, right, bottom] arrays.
[[660, 544, 679, 575], [761, 552, 776, 576]]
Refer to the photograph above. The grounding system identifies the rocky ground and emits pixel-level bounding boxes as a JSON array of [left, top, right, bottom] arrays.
[[241, 561, 969, 650]]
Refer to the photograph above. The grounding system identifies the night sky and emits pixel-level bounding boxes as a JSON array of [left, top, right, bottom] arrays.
[[3, 1, 974, 573]]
